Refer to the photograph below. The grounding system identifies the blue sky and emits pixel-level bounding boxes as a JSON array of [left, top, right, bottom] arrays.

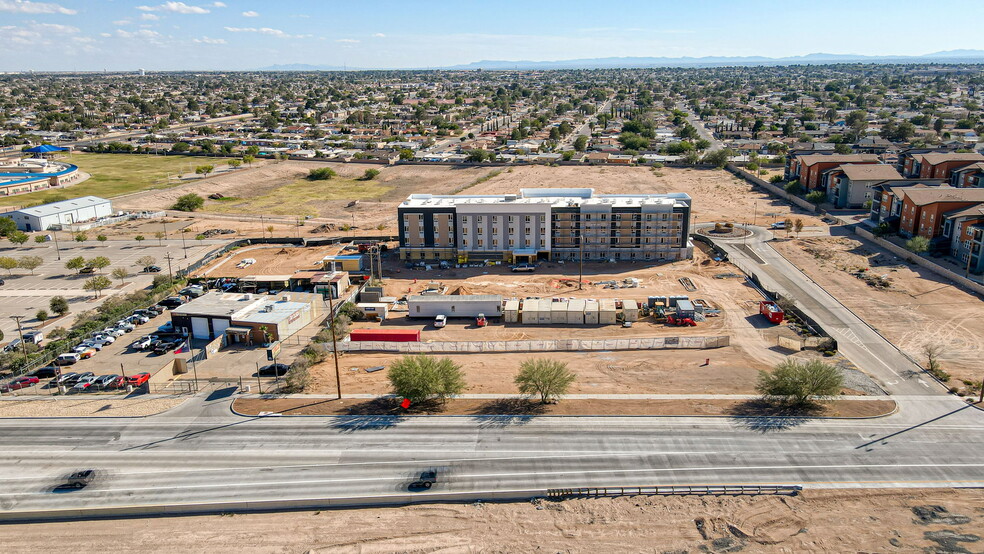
[[1, 0, 982, 71]]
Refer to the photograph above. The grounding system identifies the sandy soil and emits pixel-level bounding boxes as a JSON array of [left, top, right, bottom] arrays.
[[190, 244, 348, 278], [233, 396, 896, 418], [4, 489, 980, 553], [773, 236, 984, 390], [0, 396, 186, 417]]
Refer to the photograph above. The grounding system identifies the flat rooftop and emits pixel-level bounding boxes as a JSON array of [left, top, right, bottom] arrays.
[[400, 188, 691, 209]]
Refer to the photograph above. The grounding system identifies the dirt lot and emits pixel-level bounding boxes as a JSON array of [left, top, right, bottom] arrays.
[[234, 396, 896, 418], [5, 488, 980, 553], [773, 235, 984, 390], [189, 244, 347, 279]]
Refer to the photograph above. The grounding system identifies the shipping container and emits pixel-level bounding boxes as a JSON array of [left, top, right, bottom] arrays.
[[407, 295, 503, 318], [676, 300, 696, 319], [598, 298, 617, 325], [583, 300, 599, 324], [349, 328, 420, 342], [622, 299, 639, 322], [521, 298, 538, 325], [356, 303, 390, 321], [551, 301, 569, 325], [567, 299, 586, 325], [504, 299, 520, 323]]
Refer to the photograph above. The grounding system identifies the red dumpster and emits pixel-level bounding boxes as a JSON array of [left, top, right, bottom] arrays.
[[349, 329, 421, 342], [759, 301, 784, 324]]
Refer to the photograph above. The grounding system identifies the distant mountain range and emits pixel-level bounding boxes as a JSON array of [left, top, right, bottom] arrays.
[[258, 50, 984, 71]]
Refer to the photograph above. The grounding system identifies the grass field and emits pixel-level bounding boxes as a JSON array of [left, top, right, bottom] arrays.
[[8, 153, 231, 207], [207, 177, 392, 216]]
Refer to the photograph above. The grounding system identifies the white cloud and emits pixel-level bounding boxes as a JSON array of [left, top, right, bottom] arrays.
[[336, 38, 359, 44], [241, 10, 258, 17], [141, 13, 159, 20], [212, 1, 225, 6], [137, 2, 209, 14], [224, 26, 309, 39], [116, 28, 161, 39], [372, 33, 385, 38], [0, 0, 76, 15], [193, 35, 226, 44], [0, 20, 78, 45], [99, 32, 111, 37], [113, 19, 131, 25]]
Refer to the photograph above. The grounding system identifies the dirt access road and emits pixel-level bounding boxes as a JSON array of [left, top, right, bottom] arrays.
[[3, 488, 979, 553]]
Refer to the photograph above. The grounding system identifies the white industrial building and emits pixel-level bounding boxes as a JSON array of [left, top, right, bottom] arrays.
[[0, 196, 112, 232]]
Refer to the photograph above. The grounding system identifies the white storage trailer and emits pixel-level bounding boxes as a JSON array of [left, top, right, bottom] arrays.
[[622, 299, 639, 322], [538, 299, 553, 324], [598, 299, 617, 325], [504, 300, 520, 323], [584, 300, 599, 324], [521, 298, 538, 325], [407, 295, 503, 318], [567, 299, 585, 325], [551, 300, 569, 324]]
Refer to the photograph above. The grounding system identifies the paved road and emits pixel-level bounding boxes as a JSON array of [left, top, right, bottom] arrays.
[[677, 103, 725, 152], [0, 392, 980, 516]]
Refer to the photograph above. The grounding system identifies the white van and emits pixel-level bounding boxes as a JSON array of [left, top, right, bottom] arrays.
[[23, 331, 44, 345]]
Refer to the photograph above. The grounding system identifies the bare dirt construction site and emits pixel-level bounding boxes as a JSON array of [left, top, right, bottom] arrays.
[[188, 244, 345, 279], [305, 245, 867, 398], [772, 235, 984, 391], [4, 488, 980, 553]]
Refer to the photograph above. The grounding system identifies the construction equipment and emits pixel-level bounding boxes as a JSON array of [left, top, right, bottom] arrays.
[[666, 314, 697, 327], [475, 313, 487, 327]]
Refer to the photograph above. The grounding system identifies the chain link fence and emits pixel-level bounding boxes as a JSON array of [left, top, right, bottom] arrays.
[[335, 336, 730, 353]]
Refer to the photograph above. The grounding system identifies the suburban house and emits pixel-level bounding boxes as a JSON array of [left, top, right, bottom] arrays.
[[895, 186, 984, 240], [786, 153, 880, 190], [824, 163, 903, 209], [902, 152, 984, 180]]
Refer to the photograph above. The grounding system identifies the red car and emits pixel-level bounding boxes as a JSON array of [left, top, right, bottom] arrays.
[[1, 376, 40, 392], [126, 373, 151, 387]]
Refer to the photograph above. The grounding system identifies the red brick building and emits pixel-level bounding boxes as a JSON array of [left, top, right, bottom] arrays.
[[904, 152, 984, 180], [897, 186, 984, 239], [788, 154, 879, 190]]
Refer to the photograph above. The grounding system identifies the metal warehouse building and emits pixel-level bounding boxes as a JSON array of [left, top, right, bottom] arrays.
[[170, 291, 322, 344], [0, 195, 112, 232]]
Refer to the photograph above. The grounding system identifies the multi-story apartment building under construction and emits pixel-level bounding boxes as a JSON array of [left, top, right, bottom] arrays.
[[397, 188, 693, 264]]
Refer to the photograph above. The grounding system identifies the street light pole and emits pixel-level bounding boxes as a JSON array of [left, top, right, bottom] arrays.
[[10, 315, 27, 358], [49, 227, 61, 261], [180, 230, 188, 259]]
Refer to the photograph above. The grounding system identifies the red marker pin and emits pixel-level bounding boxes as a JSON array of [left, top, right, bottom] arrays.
[[400, 398, 411, 409]]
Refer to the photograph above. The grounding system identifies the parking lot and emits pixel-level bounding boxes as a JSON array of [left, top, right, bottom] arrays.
[[0, 237, 227, 344]]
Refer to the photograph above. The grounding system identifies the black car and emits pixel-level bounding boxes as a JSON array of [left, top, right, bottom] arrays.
[[30, 366, 59, 379], [145, 305, 166, 316], [153, 341, 177, 355], [143, 265, 162, 273], [258, 363, 290, 377], [158, 297, 185, 309], [409, 470, 438, 490]]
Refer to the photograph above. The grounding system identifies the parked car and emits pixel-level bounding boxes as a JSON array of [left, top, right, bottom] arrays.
[[128, 314, 150, 324], [79, 340, 104, 351], [1, 376, 40, 392], [115, 321, 135, 332], [157, 322, 176, 333], [91, 334, 116, 345], [153, 341, 178, 355], [54, 353, 80, 366], [73, 375, 99, 391], [511, 263, 536, 272], [30, 366, 59, 379], [126, 373, 151, 387], [179, 286, 205, 298], [95, 374, 123, 389], [770, 221, 786, 230], [2, 339, 22, 353], [142, 265, 162, 273], [101, 327, 126, 338], [258, 363, 290, 377], [158, 297, 185, 309], [79, 266, 96, 274], [433, 314, 447, 328], [145, 305, 165, 316], [56, 372, 80, 385], [76, 347, 97, 360], [131, 336, 154, 351]]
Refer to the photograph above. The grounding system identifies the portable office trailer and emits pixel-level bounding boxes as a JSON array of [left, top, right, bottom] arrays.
[[583, 300, 599, 324], [407, 295, 503, 318], [551, 301, 569, 325], [356, 303, 390, 321], [668, 295, 689, 308], [538, 299, 553, 324], [521, 298, 538, 325], [598, 299, 617, 325], [504, 299, 520, 323], [567, 299, 586, 325], [622, 299, 639, 322], [676, 299, 696, 319]]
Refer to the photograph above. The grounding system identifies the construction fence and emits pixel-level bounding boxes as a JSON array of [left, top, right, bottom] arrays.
[[335, 336, 730, 353]]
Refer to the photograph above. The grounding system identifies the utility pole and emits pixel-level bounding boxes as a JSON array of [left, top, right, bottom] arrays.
[[180, 229, 188, 258], [164, 252, 174, 283], [49, 227, 61, 261], [325, 293, 342, 400], [162, 219, 168, 241], [10, 315, 27, 358]]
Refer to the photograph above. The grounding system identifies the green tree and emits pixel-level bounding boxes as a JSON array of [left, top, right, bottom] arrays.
[[0, 256, 17, 275], [195, 164, 215, 177], [134, 235, 145, 243], [784, 180, 802, 195], [227, 159, 242, 169], [49, 295, 69, 316], [756, 359, 843, 407], [65, 256, 86, 273], [74, 231, 88, 243], [0, 216, 16, 237], [87, 256, 111, 271], [793, 219, 804, 236], [573, 135, 588, 152], [35, 309, 48, 323], [195, 233, 206, 247], [246, 145, 260, 156], [387, 355, 465, 405], [618, 132, 649, 150], [96, 234, 108, 244], [515, 358, 577, 404], [805, 191, 827, 205], [398, 148, 414, 160], [242, 154, 255, 167], [111, 267, 129, 285], [172, 193, 205, 212], [34, 234, 48, 244], [170, 141, 190, 153], [906, 235, 929, 254], [18, 255, 43, 275], [465, 149, 487, 162], [361, 168, 380, 180], [136, 255, 157, 268], [7, 231, 28, 245], [701, 148, 733, 168], [82, 275, 112, 298], [307, 167, 337, 181]]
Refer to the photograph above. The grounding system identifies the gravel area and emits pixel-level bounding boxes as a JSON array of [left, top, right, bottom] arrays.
[[0, 396, 188, 418], [838, 362, 888, 396]]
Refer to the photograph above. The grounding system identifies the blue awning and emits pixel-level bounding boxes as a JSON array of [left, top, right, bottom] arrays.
[[23, 144, 68, 153]]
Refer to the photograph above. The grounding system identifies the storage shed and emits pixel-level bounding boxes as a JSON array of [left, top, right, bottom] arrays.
[[521, 298, 538, 325], [623, 299, 639, 322], [356, 303, 390, 321], [504, 300, 520, 323], [567, 299, 586, 325], [598, 299, 617, 325], [551, 300, 569, 325], [676, 299, 696, 319], [407, 295, 503, 318], [537, 298, 553, 324], [583, 299, 599, 324]]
